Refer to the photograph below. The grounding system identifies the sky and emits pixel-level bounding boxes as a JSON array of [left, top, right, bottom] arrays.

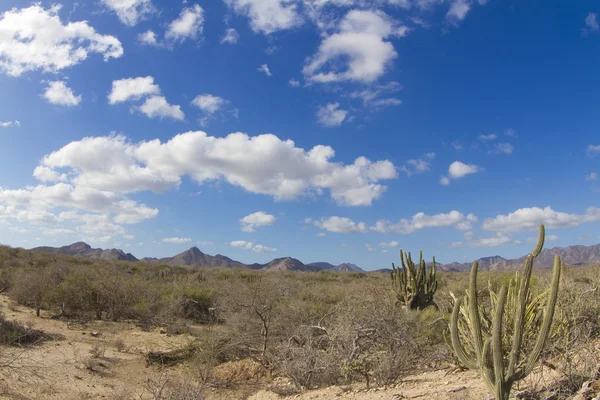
[[0, 0, 600, 270]]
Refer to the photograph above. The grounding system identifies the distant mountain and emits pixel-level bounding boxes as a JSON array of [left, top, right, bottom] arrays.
[[32, 242, 138, 262], [262, 257, 318, 272], [29, 241, 600, 273]]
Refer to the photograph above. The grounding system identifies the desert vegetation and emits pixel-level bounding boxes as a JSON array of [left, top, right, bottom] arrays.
[[0, 231, 599, 399]]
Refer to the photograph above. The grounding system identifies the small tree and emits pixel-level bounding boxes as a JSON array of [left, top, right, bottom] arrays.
[[10, 266, 60, 317]]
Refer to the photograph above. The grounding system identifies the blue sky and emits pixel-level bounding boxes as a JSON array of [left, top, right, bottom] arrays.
[[1, 0, 599, 270]]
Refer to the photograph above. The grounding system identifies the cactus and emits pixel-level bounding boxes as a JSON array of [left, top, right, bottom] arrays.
[[449, 225, 562, 400], [391, 250, 438, 310]]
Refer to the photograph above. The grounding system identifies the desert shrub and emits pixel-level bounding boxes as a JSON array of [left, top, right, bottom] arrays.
[[0, 313, 56, 346], [9, 265, 62, 317]]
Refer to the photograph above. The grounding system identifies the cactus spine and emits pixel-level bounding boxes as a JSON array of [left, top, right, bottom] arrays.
[[391, 250, 438, 310], [449, 225, 562, 400]]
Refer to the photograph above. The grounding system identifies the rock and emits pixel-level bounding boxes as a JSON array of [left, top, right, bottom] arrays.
[[90, 332, 101, 337], [159, 328, 167, 334], [448, 385, 467, 393]]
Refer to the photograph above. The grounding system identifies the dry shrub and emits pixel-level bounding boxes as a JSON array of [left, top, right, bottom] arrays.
[[146, 372, 204, 400], [0, 313, 58, 346]]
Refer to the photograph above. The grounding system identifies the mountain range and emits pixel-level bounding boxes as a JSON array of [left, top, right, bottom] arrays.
[[29, 242, 600, 272]]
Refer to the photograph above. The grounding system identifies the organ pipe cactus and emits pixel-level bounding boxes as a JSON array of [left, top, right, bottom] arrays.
[[391, 250, 438, 310], [449, 225, 562, 400]]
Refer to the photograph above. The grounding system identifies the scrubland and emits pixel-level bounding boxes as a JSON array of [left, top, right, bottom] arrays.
[[0, 245, 599, 399]]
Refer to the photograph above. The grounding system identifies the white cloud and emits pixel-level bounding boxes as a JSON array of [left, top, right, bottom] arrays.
[[585, 172, 597, 181], [0, 4, 123, 77], [230, 240, 276, 252], [252, 244, 277, 253], [440, 176, 450, 186], [43, 228, 75, 236], [528, 234, 559, 243], [452, 235, 519, 248], [224, 0, 303, 35], [303, 10, 405, 83], [425, 152, 435, 159], [220, 28, 240, 44], [240, 211, 277, 232], [478, 133, 497, 141], [313, 216, 368, 233], [43, 81, 82, 107], [451, 142, 464, 151], [0, 120, 20, 128], [373, 211, 478, 234], [192, 94, 229, 114], [492, 143, 514, 155], [447, 0, 470, 22], [162, 237, 192, 244], [482, 206, 600, 234], [33, 131, 397, 206], [33, 166, 67, 183], [584, 12, 599, 33], [350, 81, 402, 109], [138, 96, 185, 120], [108, 76, 161, 104], [379, 240, 399, 247], [400, 158, 431, 176], [317, 103, 348, 127], [441, 161, 480, 184], [258, 64, 272, 76], [165, 4, 204, 42], [366, 244, 377, 252], [138, 30, 160, 46], [101, 0, 155, 26], [289, 79, 301, 87], [587, 145, 600, 157]]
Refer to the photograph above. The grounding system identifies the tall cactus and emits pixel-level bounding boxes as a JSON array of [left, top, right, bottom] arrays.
[[449, 225, 562, 400], [391, 250, 438, 310]]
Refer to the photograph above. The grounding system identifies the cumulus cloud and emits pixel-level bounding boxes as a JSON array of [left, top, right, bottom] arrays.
[[258, 64, 272, 76], [240, 211, 277, 232], [452, 235, 519, 248], [289, 79, 301, 87], [224, 0, 303, 34], [585, 172, 597, 181], [108, 76, 161, 104], [400, 156, 432, 176], [366, 244, 377, 252], [379, 240, 399, 247], [42, 81, 82, 107], [101, 0, 155, 26], [0, 4, 123, 77], [166, 5, 204, 42], [446, 0, 470, 22], [313, 216, 368, 233], [350, 81, 402, 109], [584, 12, 599, 34], [482, 206, 600, 234], [0, 120, 20, 128], [162, 237, 192, 244], [32, 131, 397, 206], [138, 30, 159, 46], [478, 133, 497, 141], [492, 143, 514, 155], [441, 161, 481, 185], [138, 96, 185, 120], [230, 240, 276, 252], [220, 28, 240, 44], [372, 211, 477, 234], [192, 94, 229, 114], [303, 10, 406, 83], [587, 145, 600, 157], [317, 103, 348, 127]]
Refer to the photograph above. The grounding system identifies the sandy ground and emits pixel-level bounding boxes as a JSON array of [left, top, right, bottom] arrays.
[[0, 295, 593, 400]]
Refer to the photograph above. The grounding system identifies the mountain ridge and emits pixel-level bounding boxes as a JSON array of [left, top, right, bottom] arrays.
[[29, 241, 600, 272]]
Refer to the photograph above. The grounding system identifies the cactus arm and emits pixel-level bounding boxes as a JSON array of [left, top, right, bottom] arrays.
[[468, 261, 485, 364], [482, 337, 495, 392], [512, 255, 561, 381], [492, 284, 509, 400], [450, 297, 478, 370], [532, 224, 545, 257]]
